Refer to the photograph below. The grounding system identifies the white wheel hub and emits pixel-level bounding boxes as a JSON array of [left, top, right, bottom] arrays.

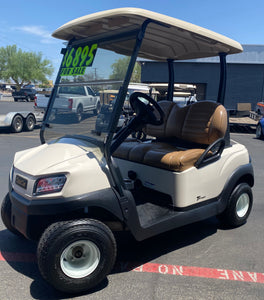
[[236, 193, 250, 218], [60, 240, 100, 278]]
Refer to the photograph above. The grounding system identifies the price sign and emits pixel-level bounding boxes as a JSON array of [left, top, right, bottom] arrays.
[[60, 43, 98, 76]]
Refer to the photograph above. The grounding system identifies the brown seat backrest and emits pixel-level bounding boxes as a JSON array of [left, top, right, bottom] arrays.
[[145, 100, 227, 145]]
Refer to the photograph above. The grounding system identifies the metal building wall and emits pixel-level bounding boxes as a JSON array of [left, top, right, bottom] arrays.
[[141, 61, 264, 110]]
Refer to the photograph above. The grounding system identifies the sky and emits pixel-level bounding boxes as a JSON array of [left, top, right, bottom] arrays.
[[1, 0, 264, 82]]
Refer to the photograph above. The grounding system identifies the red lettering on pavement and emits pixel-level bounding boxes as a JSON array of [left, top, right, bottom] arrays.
[[129, 263, 264, 284]]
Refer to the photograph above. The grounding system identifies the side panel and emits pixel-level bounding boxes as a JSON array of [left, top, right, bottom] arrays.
[[114, 143, 250, 208], [124, 164, 253, 241]]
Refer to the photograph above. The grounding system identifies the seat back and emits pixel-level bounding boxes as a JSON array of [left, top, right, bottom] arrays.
[[145, 100, 227, 145]]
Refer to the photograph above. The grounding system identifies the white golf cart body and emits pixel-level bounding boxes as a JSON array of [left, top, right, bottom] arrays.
[[3, 8, 254, 294]]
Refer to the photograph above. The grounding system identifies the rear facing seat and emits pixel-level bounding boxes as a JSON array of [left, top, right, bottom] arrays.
[[113, 100, 227, 172]]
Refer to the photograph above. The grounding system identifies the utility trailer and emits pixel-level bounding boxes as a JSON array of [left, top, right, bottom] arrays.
[[0, 110, 43, 133]]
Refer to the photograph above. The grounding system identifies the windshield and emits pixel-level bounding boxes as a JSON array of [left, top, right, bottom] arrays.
[[42, 38, 137, 144]]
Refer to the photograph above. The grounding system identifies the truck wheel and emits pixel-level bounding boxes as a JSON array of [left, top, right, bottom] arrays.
[[76, 105, 83, 122], [1, 193, 22, 236], [93, 103, 101, 116], [24, 114, 36, 131], [11, 115, 23, 133], [37, 219, 116, 294], [256, 123, 263, 139], [218, 183, 253, 227]]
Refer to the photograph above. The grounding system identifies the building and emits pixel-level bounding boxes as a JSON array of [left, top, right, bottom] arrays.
[[141, 45, 264, 110]]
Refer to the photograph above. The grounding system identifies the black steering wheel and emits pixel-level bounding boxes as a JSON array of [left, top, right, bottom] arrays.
[[129, 92, 164, 126]]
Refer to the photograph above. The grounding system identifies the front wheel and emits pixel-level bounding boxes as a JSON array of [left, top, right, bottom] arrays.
[[37, 219, 116, 294], [218, 183, 253, 227], [11, 114, 23, 133]]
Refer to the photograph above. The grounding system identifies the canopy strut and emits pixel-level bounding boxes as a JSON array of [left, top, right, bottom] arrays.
[[217, 52, 227, 105], [167, 59, 174, 102]]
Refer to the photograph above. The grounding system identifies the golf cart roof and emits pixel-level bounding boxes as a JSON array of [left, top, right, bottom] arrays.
[[52, 8, 243, 61]]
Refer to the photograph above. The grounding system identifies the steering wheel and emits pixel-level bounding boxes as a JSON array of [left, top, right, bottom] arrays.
[[129, 92, 164, 126]]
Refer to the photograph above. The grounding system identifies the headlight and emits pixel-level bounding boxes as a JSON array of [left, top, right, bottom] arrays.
[[33, 175, 67, 195]]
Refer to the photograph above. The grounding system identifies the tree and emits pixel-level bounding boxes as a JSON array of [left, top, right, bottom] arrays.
[[0, 45, 53, 90], [109, 56, 141, 82]]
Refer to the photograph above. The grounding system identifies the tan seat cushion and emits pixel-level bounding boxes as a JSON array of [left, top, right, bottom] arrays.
[[143, 147, 205, 172], [114, 140, 205, 171], [113, 100, 227, 172]]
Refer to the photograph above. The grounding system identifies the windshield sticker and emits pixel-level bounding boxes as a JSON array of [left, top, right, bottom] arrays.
[[60, 43, 98, 76]]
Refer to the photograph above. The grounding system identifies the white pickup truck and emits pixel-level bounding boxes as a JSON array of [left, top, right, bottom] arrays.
[[35, 85, 101, 122]]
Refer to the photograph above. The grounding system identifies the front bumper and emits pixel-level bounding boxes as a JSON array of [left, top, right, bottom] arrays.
[[9, 186, 123, 240]]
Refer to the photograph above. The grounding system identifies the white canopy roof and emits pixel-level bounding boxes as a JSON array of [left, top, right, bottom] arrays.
[[52, 8, 243, 61]]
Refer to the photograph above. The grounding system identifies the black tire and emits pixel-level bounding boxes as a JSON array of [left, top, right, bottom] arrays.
[[218, 183, 253, 227], [14, 98, 18, 102], [11, 114, 23, 133], [76, 105, 83, 122], [93, 103, 101, 115], [1, 193, 22, 236], [24, 114, 36, 131], [256, 123, 264, 139], [37, 219, 117, 294]]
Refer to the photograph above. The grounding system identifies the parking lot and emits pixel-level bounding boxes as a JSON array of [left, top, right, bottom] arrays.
[[0, 118, 264, 299]]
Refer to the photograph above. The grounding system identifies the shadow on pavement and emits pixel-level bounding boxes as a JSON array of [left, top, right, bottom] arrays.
[[0, 216, 221, 298]]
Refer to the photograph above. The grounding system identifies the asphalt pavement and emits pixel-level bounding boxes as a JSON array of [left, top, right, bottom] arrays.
[[0, 119, 264, 299]]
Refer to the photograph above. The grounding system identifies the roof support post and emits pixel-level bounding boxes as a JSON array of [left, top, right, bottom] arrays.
[[167, 59, 174, 102], [217, 52, 230, 146], [106, 20, 152, 197], [217, 52, 227, 105]]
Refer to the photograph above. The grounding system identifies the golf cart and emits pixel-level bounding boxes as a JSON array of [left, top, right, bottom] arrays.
[[1, 8, 254, 294]]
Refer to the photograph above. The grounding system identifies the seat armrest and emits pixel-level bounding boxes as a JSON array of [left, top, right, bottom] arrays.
[[194, 138, 225, 169]]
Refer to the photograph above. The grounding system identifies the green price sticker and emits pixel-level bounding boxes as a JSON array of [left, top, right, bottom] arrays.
[[60, 43, 98, 76]]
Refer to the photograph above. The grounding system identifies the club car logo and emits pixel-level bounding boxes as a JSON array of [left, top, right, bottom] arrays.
[[15, 175, 28, 189]]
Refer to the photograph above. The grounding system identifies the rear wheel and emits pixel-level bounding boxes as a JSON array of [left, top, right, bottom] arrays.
[[24, 114, 36, 131], [76, 105, 83, 122], [93, 103, 101, 115], [218, 183, 253, 227], [11, 115, 23, 133], [37, 219, 116, 294], [256, 123, 263, 139]]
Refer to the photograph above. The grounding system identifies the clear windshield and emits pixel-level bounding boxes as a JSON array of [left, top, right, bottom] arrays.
[[42, 39, 136, 144]]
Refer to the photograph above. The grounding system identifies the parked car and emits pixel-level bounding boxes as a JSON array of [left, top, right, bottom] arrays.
[[256, 117, 264, 139], [12, 88, 37, 102], [255, 102, 264, 115]]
